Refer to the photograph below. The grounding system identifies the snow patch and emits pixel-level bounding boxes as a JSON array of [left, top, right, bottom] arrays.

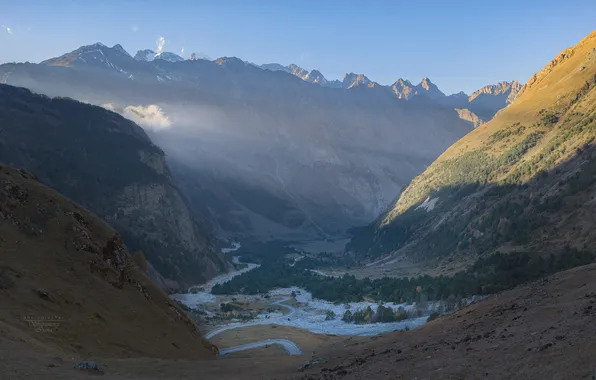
[[416, 196, 438, 212]]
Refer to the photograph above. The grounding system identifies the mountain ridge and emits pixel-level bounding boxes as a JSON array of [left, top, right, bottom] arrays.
[[35, 41, 518, 118]]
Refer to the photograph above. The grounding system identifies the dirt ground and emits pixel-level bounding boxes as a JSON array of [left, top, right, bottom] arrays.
[[4, 263, 596, 379], [211, 324, 361, 354], [293, 263, 596, 380]]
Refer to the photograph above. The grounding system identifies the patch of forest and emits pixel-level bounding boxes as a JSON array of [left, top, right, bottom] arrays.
[[212, 248, 596, 304]]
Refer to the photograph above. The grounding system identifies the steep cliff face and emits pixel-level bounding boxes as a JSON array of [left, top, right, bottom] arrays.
[[0, 84, 229, 287]]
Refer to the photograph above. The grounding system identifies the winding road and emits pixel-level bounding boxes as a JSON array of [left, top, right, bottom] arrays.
[[219, 339, 303, 356], [205, 296, 296, 339], [207, 297, 304, 357]]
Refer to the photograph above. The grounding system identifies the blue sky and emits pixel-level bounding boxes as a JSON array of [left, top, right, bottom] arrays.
[[0, 0, 594, 94]]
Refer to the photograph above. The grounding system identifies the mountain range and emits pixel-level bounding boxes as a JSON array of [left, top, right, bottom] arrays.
[[0, 43, 519, 243], [260, 62, 521, 122]]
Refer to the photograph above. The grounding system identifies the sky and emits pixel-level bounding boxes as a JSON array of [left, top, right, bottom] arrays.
[[0, 0, 594, 95]]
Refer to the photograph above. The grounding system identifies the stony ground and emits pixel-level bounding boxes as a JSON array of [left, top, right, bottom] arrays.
[[291, 263, 596, 380], [3, 262, 596, 379]]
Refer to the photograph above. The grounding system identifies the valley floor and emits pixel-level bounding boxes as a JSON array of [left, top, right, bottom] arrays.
[[3, 263, 596, 379]]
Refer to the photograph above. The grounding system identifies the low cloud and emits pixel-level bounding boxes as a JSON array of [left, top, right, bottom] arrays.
[[156, 36, 165, 54], [103, 103, 172, 131], [180, 47, 184, 56], [131, 25, 139, 33], [1, 25, 13, 35]]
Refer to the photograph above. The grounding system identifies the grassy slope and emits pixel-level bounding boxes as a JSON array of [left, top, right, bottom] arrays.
[[0, 164, 216, 360], [393, 29, 596, 215], [348, 30, 596, 267]]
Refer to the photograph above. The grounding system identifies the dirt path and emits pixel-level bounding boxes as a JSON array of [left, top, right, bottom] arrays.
[[292, 263, 596, 380], [5, 256, 596, 379], [204, 296, 295, 339], [219, 339, 302, 356]]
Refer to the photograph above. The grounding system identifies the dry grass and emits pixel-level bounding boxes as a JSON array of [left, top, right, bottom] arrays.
[[390, 30, 596, 216], [211, 324, 358, 355], [0, 164, 215, 360]]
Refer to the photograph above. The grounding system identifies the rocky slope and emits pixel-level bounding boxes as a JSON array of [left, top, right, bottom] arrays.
[[0, 84, 229, 287], [3, 255, 595, 378], [294, 262, 596, 380], [467, 80, 522, 120], [0, 164, 217, 360], [347, 30, 596, 272]]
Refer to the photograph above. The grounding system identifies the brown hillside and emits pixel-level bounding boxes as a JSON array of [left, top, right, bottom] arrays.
[[0, 164, 216, 360], [295, 263, 596, 380]]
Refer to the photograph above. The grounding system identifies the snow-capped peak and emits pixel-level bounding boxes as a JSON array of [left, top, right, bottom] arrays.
[[134, 49, 184, 62], [111, 44, 131, 57], [134, 49, 157, 62], [154, 52, 184, 63]]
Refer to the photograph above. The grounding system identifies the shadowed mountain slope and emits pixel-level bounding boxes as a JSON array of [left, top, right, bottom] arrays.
[[0, 84, 229, 287]]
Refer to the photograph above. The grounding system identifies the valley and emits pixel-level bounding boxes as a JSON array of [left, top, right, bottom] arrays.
[[0, 4, 595, 378]]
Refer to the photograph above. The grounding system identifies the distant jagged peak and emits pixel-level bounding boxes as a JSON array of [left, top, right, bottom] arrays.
[[419, 77, 436, 90], [417, 77, 445, 96], [215, 56, 247, 67], [391, 78, 415, 99], [134, 49, 156, 61], [304, 69, 327, 84], [470, 80, 521, 96], [134, 49, 184, 63], [452, 90, 468, 96], [76, 42, 123, 54], [393, 78, 413, 87], [41, 42, 134, 67], [343, 72, 371, 89], [288, 63, 309, 79], [154, 52, 184, 63], [188, 52, 211, 61], [111, 44, 131, 57], [260, 63, 291, 72]]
